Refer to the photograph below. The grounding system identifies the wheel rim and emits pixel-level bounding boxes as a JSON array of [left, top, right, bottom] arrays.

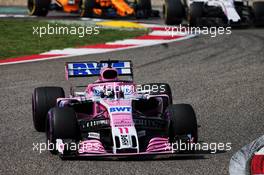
[[80, 0, 85, 16], [28, 0, 36, 15]]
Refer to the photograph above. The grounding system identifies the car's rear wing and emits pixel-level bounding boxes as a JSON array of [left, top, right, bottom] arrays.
[[65, 60, 133, 80]]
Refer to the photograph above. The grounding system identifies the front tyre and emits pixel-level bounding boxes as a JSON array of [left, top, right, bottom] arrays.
[[28, 0, 51, 16], [46, 107, 79, 154], [169, 104, 198, 144]]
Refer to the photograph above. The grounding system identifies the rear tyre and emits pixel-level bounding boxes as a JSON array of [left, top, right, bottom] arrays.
[[28, 0, 51, 16], [46, 107, 79, 154], [141, 83, 173, 104], [253, 2, 264, 26], [164, 0, 185, 25], [169, 104, 198, 143], [136, 0, 152, 17], [32, 87, 65, 132], [80, 0, 95, 17]]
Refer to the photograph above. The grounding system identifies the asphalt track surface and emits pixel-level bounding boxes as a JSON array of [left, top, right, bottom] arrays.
[[1, 16, 264, 175]]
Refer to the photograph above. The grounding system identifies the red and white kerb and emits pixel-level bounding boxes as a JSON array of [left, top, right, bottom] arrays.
[[251, 147, 264, 175]]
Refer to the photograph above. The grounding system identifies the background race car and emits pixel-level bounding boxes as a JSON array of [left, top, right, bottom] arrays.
[[32, 60, 198, 158], [28, 0, 159, 18], [163, 0, 264, 26]]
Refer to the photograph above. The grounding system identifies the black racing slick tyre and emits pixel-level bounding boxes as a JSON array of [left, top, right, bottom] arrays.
[[80, 0, 95, 17], [234, 2, 251, 27], [136, 0, 152, 17], [46, 107, 79, 154], [164, 0, 185, 25], [32, 87, 65, 132], [169, 104, 198, 143], [28, 0, 51, 16], [253, 2, 264, 26], [189, 2, 203, 26], [141, 83, 173, 104]]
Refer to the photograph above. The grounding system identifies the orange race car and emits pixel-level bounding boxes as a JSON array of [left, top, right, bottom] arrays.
[[28, 0, 158, 18]]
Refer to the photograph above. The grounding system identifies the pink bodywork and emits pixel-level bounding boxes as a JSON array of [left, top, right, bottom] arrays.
[[58, 67, 172, 156]]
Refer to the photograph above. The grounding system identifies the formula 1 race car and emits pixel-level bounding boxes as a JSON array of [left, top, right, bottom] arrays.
[[163, 0, 264, 26], [32, 60, 198, 158], [28, 0, 157, 18]]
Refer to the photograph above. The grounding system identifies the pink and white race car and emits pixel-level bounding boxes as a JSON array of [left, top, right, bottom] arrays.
[[32, 60, 198, 158]]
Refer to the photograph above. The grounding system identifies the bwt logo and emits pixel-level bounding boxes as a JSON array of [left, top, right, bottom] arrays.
[[110, 107, 131, 113]]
